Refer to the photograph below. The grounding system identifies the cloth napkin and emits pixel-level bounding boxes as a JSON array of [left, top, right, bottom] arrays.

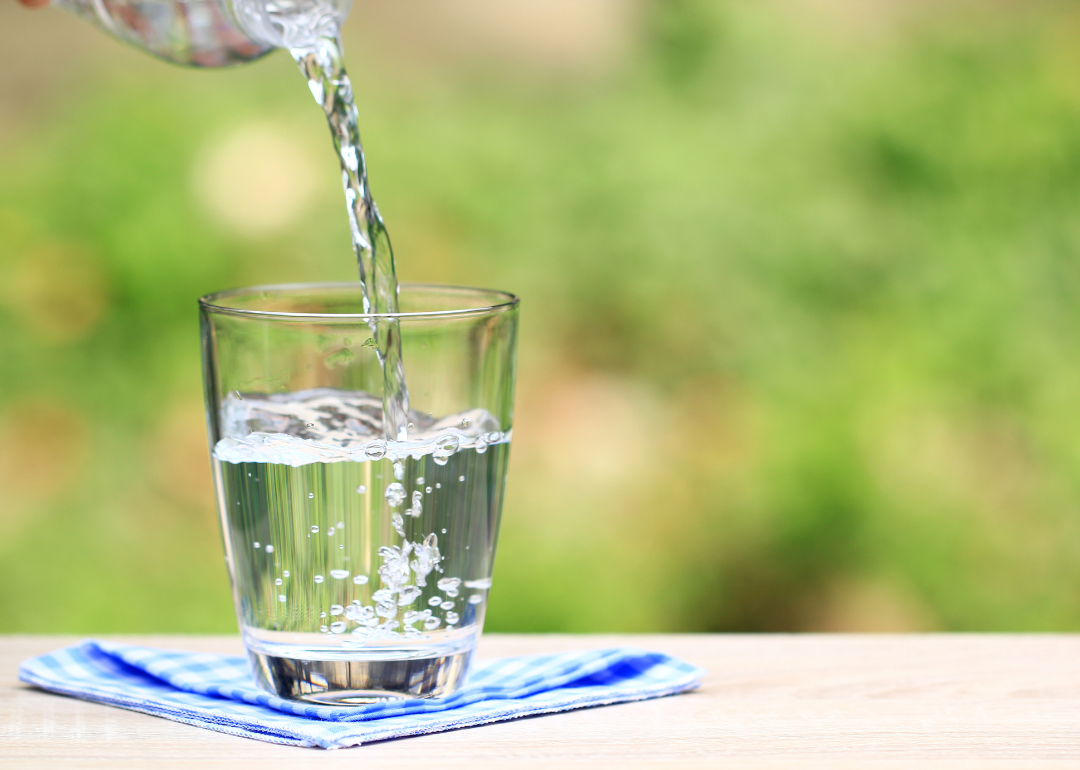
[[19, 640, 705, 749]]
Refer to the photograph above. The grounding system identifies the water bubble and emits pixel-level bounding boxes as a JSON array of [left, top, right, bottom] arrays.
[[428, 596, 442, 607], [372, 588, 394, 603], [425, 486, 432, 494], [406, 490, 423, 518], [442, 529, 447, 534], [275, 578, 283, 586], [329, 604, 344, 616], [310, 526, 319, 534], [469, 594, 483, 605], [320, 625, 329, 633], [330, 621, 347, 634], [327, 527, 336, 537], [320, 612, 327, 618], [435, 434, 460, 460], [365, 440, 387, 460], [475, 437, 488, 454], [337, 521, 345, 529], [424, 616, 441, 630], [398, 586, 422, 606], [353, 575, 369, 585], [385, 483, 406, 507], [436, 483, 441, 489], [375, 600, 397, 619], [265, 544, 274, 554], [330, 569, 350, 580], [440, 600, 455, 610], [356, 485, 367, 494], [416, 477, 425, 485], [253, 542, 260, 549], [278, 595, 286, 603], [463, 578, 493, 590], [339, 544, 344, 549], [282, 570, 290, 578], [461, 419, 470, 428], [308, 492, 314, 499], [314, 575, 325, 584], [459, 476, 465, 482], [393, 462, 405, 480], [445, 612, 460, 625], [434, 455, 448, 466], [437, 577, 461, 593], [391, 513, 406, 537]]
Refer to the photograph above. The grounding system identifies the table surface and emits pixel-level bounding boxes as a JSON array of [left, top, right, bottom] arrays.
[[4, 634, 1080, 768]]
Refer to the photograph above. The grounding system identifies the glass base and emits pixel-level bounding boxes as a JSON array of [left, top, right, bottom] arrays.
[[249, 647, 474, 704]]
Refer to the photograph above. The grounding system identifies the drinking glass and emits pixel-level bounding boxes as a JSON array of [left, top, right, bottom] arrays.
[[200, 283, 519, 704]]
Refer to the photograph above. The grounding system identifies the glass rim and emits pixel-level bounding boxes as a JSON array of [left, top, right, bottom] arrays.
[[199, 281, 520, 320]]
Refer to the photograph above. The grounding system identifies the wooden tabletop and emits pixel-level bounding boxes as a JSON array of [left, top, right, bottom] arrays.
[[3, 634, 1080, 768]]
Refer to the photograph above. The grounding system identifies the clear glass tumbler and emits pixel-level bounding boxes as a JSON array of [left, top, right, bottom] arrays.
[[200, 283, 519, 704]]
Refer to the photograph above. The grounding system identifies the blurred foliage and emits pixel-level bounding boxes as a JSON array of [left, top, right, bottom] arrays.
[[4, 0, 1080, 634]]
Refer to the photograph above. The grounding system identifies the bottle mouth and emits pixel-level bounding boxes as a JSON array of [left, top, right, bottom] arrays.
[[199, 282, 520, 320]]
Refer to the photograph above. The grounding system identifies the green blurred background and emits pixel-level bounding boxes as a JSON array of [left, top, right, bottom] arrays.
[[4, 0, 1080, 634]]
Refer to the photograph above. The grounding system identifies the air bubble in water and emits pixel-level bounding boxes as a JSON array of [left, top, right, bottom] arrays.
[[353, 575, 368, 585], [436, 483, 441, 489], [398, 585, 422, 605], [314, 575, 325, 583], [308, 492, 314, 498], [440, 600, 454, 610], [437, 577, 461, 593], [393, 461, 404, 480], [434, 455, 448, 466], [475, 437, 488, 454], [310, 525, 319, 534], [337, 521, 344, 529], [425, 486, 432, 494], [416, 477, 425, 485], [356, 485, 367, 494], [254, 542, 260, 549], [275, 578, 283, 586], [428, 596, 442, 607], [424, 616, 441, 630], [385, 483, 406, 507], [265, 544, 274, 553], [435, 434, 460, 459], [330, 569, 350, 580], [327, 527, 336, 537], [459, 476, 465, 482], [278, 595, 286, 603], [406, 490, 423, 517], [365, 440, 387, 460], [442, 528, 447, 534], [330, 621, 347, 634], [330, 604, 344, 616], [464, 578, 493, 590], [283, 570, 290, 578], [445, 612, 460, 625], [391, 513, 406, 537], [320, 625, 329, 633], [469, 594, 483, 605]]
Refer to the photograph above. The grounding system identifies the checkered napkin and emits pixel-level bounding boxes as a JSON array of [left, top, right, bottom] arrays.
[[19, 640, 705, 749]]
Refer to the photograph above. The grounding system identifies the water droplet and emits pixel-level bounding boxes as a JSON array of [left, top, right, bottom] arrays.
[[253, 542, 260, 549], [445, 612, 460, 625], [314, 575, 324, 583], [424, 616, 441, 630], [469, 594, 483, 605], [425, 486, 432, 494], [339, 544, 344, 549], [428, 596, 442, 606], [320, 625, 329, 633], [406, 490, 423, 517], [463, 578, 493, 590], [277, 595, 286, 603], [398, 586, 422, 606], [337, 521, 344, 529], [459, 476, 465, 482], [330, 569, 350, 580], [365, 440, 387, 460], [441, 528, 447, 534], [353, 575, 369, 585], [282, 570, 290, 578], [416, 477, 425, 485], [475, 437, 488, 454], [308, 492, 315, 499], [391, 513, 406, 537], [461, 418, 470, 428], [275, 578, 283, 586], [320, 612, 327, 618], [330, 621, 347, 634], [330, 604, 344, 616], [327, 527, 336, 537], [310, 525, 320, 534], [265, 544, 274, 554], [393, 461, 405, 480], [385, 483, 406, 507], [356, 485, 367, 494], [440, 600, 454, 610], [434, 455, 448, 466], [435, 483, 441, 489], [435, 434, 460, 459]]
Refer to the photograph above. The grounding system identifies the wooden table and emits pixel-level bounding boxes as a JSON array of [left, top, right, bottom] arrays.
[[3, 634, 1080, 768]]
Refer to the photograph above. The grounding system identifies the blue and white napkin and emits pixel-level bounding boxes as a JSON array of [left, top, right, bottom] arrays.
[[19, 640, 705, 749]]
